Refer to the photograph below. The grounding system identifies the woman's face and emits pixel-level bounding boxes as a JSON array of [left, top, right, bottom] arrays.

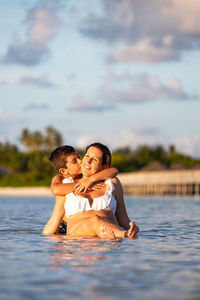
[[81, 146, 105, 177]]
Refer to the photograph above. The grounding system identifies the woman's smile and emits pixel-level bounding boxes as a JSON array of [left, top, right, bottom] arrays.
[[81, 146, 104, 176], [83, 164, 90, 170]]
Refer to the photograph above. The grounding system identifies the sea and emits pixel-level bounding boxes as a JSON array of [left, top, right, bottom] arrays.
[[0, 195, 200, 300]]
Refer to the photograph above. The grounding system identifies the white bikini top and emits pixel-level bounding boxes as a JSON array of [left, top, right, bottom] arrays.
[[62, 177, 74, 184], [64, 178, 116, 218]]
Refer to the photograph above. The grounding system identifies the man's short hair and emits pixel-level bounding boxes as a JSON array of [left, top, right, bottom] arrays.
[[49, 145, 75, 172]]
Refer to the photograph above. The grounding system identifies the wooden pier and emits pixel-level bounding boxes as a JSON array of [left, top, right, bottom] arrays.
[[118, 169, 200, 196]]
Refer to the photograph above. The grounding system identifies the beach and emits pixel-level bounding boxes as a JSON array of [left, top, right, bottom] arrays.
[[0, 187, 52, 197]]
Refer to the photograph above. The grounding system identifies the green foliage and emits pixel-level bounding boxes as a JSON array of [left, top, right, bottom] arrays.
[[0, 142, 56, 187], [111, 144, 200, 172], [165, 151, 199, 169], [19, 126, 62, 152], [0, 129, 200, 187], [112, 152, 137, 172]]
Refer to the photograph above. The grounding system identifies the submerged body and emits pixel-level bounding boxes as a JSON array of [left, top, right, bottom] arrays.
[[64, 178, 130, 238]]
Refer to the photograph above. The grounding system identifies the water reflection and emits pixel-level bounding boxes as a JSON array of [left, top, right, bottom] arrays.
[[1, 196, 200, 300], [44, 235, 122, 270]]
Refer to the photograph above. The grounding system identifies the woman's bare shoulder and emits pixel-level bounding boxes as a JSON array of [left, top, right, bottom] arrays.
[[111, 177, 123, 196], [111, 176, 122, 186]]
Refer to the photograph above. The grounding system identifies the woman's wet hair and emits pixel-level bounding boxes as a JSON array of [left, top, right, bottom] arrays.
[[85, 142, 111, 167]]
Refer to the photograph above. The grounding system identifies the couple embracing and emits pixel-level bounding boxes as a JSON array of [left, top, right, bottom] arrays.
[[43, 142, 139, 239]]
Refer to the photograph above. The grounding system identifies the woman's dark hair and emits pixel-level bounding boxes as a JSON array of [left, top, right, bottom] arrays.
[[85, 143, 111, 167]]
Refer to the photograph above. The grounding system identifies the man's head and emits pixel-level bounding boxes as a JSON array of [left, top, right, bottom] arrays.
[[49, 145, 81, 177]]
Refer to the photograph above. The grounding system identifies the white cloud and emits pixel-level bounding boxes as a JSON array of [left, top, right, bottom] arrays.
[[74, 128, 200, 158], [74, 126, 164, 152], [109, 38, 178, 63], [23, 103, 49, 111], [28, 7, 57, 46], [3, 0, 62, 65], [0, 81, 6, 86], [0, 108, 7, 120], [75, 135, 97, 149], [101, 72, 196, 104], [19, 74, 56, 88], [68, 96, 114, 112], [0, 109, 3, 119], [80, 0, 200, 63], [104, 127, 165, 151], [172, 134, 200, 158]]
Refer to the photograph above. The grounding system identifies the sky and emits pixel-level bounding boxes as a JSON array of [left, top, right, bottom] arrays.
[[0, 0, 200, 157]]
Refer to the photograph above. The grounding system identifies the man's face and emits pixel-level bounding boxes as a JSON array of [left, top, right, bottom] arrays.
[[65, 152, 82, 177]]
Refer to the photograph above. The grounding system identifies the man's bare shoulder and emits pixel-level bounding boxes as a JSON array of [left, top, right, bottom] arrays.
[[52, 174, 64, 183]]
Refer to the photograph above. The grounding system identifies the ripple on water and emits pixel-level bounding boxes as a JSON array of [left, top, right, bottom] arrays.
[[0, 196, 200, 300]]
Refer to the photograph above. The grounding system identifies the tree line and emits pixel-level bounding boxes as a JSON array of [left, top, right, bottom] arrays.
[[20, 126, 62, 152], [0, 126, 199, 187]]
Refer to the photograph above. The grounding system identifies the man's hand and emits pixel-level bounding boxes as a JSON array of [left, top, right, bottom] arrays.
[[89, 181, 105, 191], [74, 177, 93, 193], [74, 179, 105, 193]]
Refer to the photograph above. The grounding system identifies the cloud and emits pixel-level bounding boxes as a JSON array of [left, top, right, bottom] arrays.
[[67, 73, 78, 81], [75, 135, 97, 149], [101, 72, 197, 104], [133, 126, 161, 136], [0, 108, 7, 120], [172, 134, 200, 158], [75, 129, 200, 158], [74, 126, 165, 152], [80, 0, 200, 63], [68, 96, 115, 112], [19, 74, 56, 88], [109, 38, 179, 63], [3, 0, 62, 65], [23, 103, 49, 111], [105, 127, 165, 151]]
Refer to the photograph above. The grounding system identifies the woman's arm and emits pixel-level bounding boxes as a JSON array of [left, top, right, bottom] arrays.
[[42, 196, 65, 235], [113, 177, 139, 237], [112, 177, 130, 229], [50, 174, 77, 196]]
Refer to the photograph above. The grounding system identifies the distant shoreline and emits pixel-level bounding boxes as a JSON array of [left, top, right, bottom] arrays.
[[0, 187, 52, 197]]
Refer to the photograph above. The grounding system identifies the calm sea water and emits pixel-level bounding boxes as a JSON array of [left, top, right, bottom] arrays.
[[0, 195, 200, 300]]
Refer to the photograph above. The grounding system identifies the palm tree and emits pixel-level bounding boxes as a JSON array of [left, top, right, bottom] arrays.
[[32, 131, 43, 151], [44, 126, 63, 151], [19, 129, 33, 151]]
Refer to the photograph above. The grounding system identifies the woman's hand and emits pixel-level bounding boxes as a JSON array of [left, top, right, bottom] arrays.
[[127, 221, 139, 238]]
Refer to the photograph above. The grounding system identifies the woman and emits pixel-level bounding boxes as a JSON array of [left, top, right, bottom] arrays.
[[43, 143, 139, 238]]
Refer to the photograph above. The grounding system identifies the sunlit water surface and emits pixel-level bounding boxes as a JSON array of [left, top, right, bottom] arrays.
[[0, 196, 200, 300]]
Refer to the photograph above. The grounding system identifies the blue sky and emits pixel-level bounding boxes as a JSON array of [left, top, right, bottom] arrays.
[[0, 0, 199, 157]]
